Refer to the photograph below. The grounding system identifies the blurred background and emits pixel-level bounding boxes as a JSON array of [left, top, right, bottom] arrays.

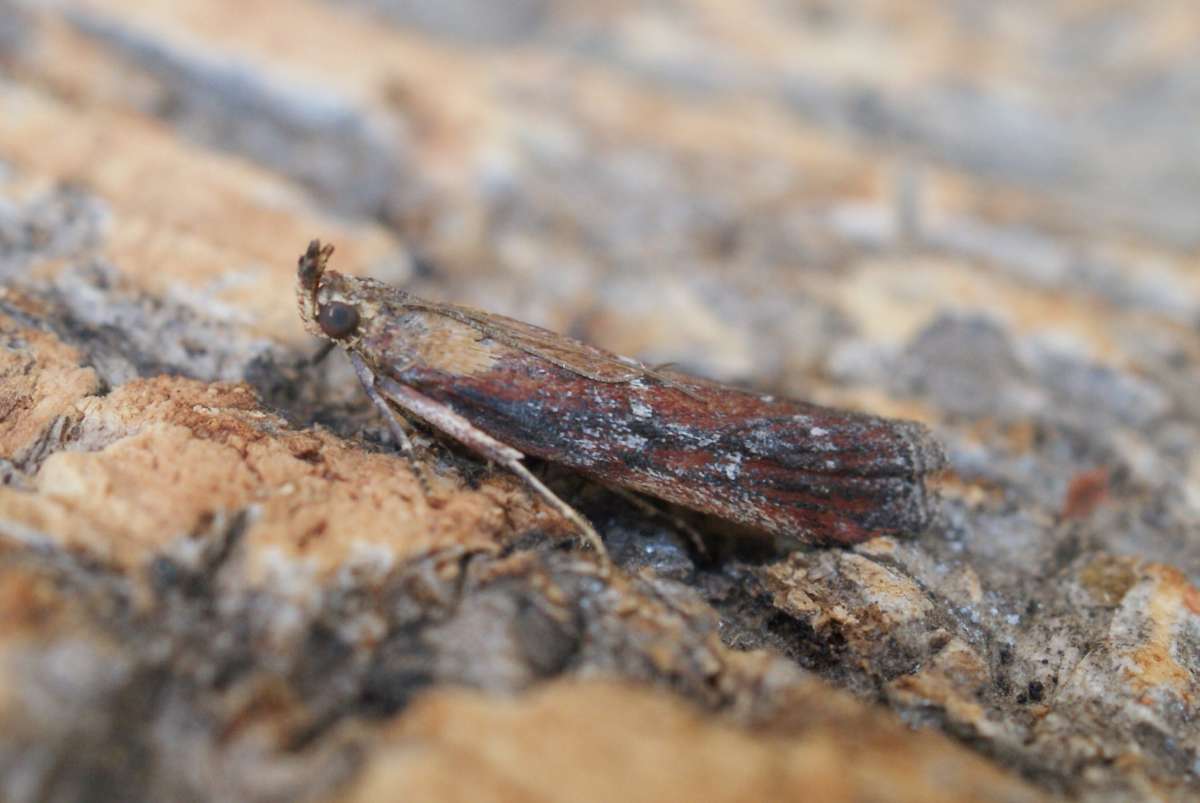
[[4, 2, 1200, 801], [5, 0, 1199, 384]]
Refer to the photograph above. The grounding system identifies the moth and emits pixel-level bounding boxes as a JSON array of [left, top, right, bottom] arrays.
[[297, 240, 944, 559]]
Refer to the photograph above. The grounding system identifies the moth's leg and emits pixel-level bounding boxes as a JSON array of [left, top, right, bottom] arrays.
[[308, 340, 336, 367], [287, 341, 336, 391], [350, 355, 609, 561], [348, 353, 432, 497]]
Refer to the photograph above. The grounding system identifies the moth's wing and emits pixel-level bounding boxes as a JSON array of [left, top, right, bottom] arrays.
[[406, 300, 647, 383]]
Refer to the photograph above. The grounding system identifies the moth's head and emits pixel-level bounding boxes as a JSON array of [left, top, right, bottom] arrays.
[[296, 239, 371, 346]]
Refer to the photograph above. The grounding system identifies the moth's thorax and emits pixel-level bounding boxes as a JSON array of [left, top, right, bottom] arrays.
[[364, 308, 506, 377], [304, 269, 508, 377]]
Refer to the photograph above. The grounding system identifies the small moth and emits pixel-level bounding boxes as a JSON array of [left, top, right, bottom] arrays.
[[297, 240, 944, 559]]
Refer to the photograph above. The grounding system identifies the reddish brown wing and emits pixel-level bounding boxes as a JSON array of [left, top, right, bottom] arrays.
[[388, 343, 945, 545]]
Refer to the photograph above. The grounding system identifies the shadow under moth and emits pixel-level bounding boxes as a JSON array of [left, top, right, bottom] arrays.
[[297, 240, 945, 562]]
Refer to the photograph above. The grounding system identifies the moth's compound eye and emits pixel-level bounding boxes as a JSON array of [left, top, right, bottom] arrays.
[[317, 302, 360, 339]]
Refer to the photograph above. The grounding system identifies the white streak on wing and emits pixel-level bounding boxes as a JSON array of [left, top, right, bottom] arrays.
[[620, 433, 649, 450], [630, 399, 653, 419], [721, 453, 743, 480]]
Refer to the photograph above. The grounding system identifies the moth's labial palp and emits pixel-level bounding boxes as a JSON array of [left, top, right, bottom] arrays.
[[318, 301, 360, 339], [297, 239, 332, 291]]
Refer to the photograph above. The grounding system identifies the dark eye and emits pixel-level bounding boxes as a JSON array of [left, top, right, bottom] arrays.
[[317, 302, 360, 339]]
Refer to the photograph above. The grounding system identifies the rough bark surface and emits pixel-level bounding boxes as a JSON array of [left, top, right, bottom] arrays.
[[3, 2, 1200, 801]]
